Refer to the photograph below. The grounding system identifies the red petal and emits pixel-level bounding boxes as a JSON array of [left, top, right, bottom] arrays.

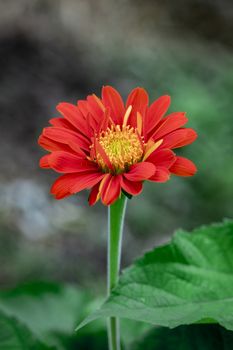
[[76, 101, 98, 133], [50, 173, 78, 199], [38, 135, 75, 153], [86, 95, 105, 123], [38, 135, 58, 152], [121, 176, 143, 196], [57, 103, 90, 136], [43, 127, 90, 151], [170, 156, 197, 176], [51, 172, 105, 199], [77, 96, 103, 127], [147, 149, 176, 168], [97, 108, 110, 134], [77, 100, 89, 117], [161, 128, 198, 149], [102, 86, 125, 124], [39, 155, 50, 168], [124, 162, 156, 181], [126, 87, 149, 127], [152, 112, 188, 140], [149, 166, 170, 182], [145, 95, 171, 138], [88, 183, 101, 206], [48, 151, 97, 173], [86, 112, 98, 133], [49, 117, 76, 131], [100, 174, 121, 205]]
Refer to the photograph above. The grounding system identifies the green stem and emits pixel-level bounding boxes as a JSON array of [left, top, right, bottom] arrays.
[[107, 194, 127, 350]]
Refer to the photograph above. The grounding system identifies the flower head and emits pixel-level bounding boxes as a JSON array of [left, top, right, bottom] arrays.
[[38, 86, 197, 205]]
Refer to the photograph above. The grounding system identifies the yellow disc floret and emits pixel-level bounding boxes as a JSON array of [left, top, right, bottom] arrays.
[[95, 125, 143, 173]]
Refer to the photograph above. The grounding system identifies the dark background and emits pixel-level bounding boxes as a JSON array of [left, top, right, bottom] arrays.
[[0, 0, 233, 291]]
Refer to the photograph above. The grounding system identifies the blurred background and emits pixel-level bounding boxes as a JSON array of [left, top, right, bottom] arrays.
[[0, 0, 233, 348]]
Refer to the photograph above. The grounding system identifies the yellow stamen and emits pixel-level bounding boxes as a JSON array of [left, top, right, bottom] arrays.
[[93, 124, 143, 173]]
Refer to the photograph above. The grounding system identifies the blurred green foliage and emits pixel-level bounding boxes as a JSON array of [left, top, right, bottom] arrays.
[[133, 324, 233, 350], [1, 221, 233, 349]]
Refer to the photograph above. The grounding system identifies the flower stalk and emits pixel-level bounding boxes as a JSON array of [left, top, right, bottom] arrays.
[[107, 194, 127, 350]]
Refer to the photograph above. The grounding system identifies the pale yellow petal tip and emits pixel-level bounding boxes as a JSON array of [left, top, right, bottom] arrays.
[[123, 105, 132, 126], [143, 139, 163, 161], [93, 94, 105, 111], [136, 112, 142, 135]]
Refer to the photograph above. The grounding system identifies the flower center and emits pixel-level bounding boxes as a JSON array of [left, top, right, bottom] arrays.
[[95, 125, 143, 173]]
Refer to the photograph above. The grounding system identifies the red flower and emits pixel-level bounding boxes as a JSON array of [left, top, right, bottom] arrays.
[[38, 86, 197, 205]]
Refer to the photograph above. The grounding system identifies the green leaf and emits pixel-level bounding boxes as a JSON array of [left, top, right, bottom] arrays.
[[132, 324, 233, 350], [0, 282, 89, 345], [77, 220, 233, 330], [0, 310, 54, 349]]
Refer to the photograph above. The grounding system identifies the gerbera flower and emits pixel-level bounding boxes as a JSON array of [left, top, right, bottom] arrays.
[[38, 86, 197, 205]]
